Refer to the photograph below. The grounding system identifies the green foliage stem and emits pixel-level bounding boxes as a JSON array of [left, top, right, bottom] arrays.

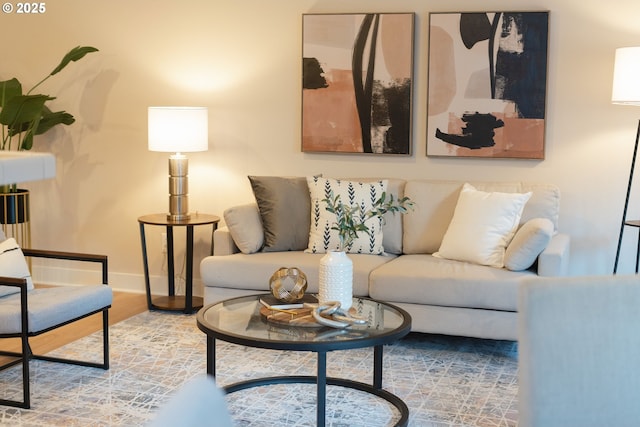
[[323, 191, 415, 251]]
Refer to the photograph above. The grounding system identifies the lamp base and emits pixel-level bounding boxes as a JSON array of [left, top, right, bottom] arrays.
[[168, 154, 191, 222], [167, 213, 191, 221]]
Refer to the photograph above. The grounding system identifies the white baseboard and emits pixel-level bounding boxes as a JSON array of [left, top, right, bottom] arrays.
[[31, 264, 204, 297]]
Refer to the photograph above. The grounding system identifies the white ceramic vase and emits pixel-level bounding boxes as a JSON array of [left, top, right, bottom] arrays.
[[318, 250, 353, 309]]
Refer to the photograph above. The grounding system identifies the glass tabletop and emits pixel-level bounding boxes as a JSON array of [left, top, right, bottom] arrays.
[[197, 294, 412, 352]]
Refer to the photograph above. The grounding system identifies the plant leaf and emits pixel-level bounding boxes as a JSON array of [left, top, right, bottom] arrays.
[[49, 46, 99, 76], [0, 94, 53, 127], [36, 110, 75, 135], [0, 78, 22, 109]]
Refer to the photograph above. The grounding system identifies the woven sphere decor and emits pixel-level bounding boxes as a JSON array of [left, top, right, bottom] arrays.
[[269, 267, 308, 302]]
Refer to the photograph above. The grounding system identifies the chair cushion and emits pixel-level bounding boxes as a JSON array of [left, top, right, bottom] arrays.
[[0, 285, 113, 334], [0, 238, 33, 298]]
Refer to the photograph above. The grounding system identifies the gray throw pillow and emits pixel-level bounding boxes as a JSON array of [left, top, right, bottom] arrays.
[[504, 218, 554, 271], [248, 176, 312, 252], [223, 204, 264, 254]]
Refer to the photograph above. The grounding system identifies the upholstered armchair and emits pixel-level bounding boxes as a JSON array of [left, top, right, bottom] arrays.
[[518, 274, 640, 427], [0, 238, 112, 409]]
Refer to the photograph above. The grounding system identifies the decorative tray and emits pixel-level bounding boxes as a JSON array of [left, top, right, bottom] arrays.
[[260, 304, 365, 329], [259, 306, 325, 328]]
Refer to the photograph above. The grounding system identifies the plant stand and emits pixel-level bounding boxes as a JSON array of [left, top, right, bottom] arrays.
[[0, 189, 30, 248]]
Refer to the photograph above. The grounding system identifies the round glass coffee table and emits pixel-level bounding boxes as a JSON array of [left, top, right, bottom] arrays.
[[196, 294, 412, 427]]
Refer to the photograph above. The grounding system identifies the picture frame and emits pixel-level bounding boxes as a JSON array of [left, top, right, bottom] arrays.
[[302, 13, 415, 155], [426, 11, 549, 159]]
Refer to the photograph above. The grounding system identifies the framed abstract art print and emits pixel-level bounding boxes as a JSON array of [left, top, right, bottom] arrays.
[[427, 11, 549, 159], [302, 13, 415, 155]]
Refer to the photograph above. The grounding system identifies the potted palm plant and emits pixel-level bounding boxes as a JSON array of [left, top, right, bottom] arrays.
[[0, 46, 98, 224]]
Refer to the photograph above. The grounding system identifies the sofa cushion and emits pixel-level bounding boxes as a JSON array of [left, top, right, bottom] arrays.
[[403, 181, 461, 254], [402, 180, 560, 255], [473, 182, 560, 231], [306, 177, 388, 254], [369, 254, 535, 311], [0, 238, 33, 298], [200, 251, 397, 297], [223, 204, 264, 254], [504, 217, 554, 271], [434, 183, 531, 268], [248, 176, 312, 252]]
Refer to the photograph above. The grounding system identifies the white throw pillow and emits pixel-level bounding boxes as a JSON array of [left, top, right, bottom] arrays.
[[504, 217, 554, 271], [0, 237, 33, 297], [306, 177, 388, 254], [434, 183, 532, 268]]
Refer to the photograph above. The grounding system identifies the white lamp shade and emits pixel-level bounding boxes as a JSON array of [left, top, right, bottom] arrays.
[[612, 47, 640, 105], [148, 106, 209, 152]]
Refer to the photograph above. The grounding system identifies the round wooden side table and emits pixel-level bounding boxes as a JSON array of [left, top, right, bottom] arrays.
[[138, 213, 220, 314]]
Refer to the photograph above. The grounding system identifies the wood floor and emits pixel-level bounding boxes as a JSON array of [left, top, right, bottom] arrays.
[[0, 289, 148, 358]]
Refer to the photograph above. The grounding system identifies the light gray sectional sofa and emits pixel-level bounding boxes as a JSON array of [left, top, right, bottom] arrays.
[[200, 178, 570, 341]]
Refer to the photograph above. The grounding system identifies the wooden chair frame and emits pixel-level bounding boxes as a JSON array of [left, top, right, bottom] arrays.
[[0, 249, 110, 409]]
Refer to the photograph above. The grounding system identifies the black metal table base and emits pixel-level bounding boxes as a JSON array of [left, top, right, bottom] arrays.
[[223, 376, 409, 427], [138, 214, 218, 314], [209, 336, 408, 427]]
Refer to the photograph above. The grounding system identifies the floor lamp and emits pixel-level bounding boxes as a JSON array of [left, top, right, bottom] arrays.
[[612, 47, 640, 273]]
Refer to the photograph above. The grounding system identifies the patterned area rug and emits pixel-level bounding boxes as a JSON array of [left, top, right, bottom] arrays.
[[0, 311, 518, 426]]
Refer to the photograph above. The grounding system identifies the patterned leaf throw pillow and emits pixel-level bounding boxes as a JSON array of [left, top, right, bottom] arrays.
[[306, 177, 388, 254]]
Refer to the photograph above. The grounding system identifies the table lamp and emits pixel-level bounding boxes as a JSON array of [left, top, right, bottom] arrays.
[[611, 47, 640, 273], [148, 106, 208, 221]]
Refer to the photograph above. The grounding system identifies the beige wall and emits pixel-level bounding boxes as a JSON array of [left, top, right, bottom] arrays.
[[1, 0, 639, 293]]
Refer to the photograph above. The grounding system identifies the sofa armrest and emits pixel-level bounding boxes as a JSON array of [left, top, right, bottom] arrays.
[[536, 233, 570, 277], [213, 226, 239, 256]]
